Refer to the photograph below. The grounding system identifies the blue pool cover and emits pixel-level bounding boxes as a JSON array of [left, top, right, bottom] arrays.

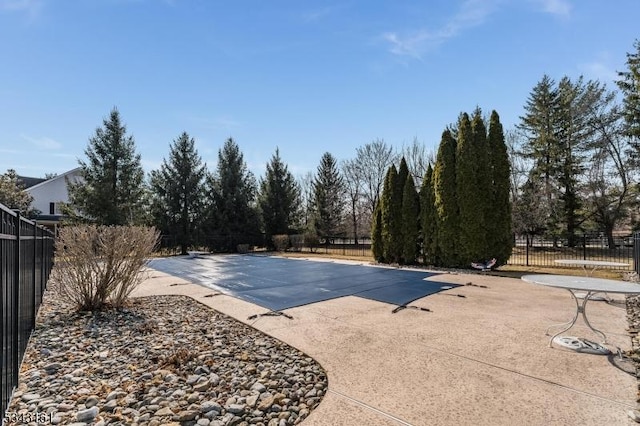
[[148, 254, 460, 312]]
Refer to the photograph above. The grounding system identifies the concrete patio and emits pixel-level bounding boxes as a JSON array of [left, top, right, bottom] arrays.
[[133, 256, 637, 425]]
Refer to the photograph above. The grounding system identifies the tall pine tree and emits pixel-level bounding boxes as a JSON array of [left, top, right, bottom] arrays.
[[150, 132, 206, 255], [206, 138, 261, 251], [68, 107, 146, 225], [259, 148, 301, 246], [420, 164, 437, 265], [401, 172, 420, 264], [617, 39, 640, 145], [312, 152, 345, 240], [433, 130, 458, 267]]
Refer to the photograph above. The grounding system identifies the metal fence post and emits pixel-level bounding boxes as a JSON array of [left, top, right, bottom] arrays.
[[32, 223, 37, 324], [526, 234, 529, 266], [12, 211, 20, 387], [583, 234, 587, 260]]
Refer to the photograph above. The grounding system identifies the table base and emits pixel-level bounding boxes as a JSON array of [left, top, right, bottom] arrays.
[[573, 292, 609, 301], [552, 336, 610, 355]]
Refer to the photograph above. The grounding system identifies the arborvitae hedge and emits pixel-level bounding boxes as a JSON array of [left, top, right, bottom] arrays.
[[401, 173, 420, 264], [433, 129, 459, 267], [371, 200, 384, 262], [381, 165, 403, 263], [420, 164, 437, 265], [488, 110, 512, 265]]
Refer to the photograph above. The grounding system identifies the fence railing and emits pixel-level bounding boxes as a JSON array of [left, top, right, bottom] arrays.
[[156, 232, 635, 270], [510, 234, 634, 269], [1, 204, 54, 418]]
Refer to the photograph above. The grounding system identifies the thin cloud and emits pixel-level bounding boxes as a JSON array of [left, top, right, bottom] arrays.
[[533, 0, 572, 17], [20, 134, 62, 150], [301, 5, 345, 23], [579, 60, 618, 84], [382, 0, 499, 60], [0, 0, 42, 17]]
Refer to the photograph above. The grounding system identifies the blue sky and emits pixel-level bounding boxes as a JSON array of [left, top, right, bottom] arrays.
[[1, 0, 638, 180]]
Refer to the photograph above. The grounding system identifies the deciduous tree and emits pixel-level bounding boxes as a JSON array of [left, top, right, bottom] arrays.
[[0, 169, 36, 216]]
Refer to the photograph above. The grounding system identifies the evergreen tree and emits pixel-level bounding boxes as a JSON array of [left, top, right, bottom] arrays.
[[259, 148, 301, 246], [487, 111, 512, 265], [617, 39, 640, 145], [420, 164, 437, 265], [68, 108, 146, 225], [397, 157, 410, 195], [433, 129, 459, 267], [472, 108, 492, 253], [0, 169, 36, 216], [381, 165, 402, 263], [456, 113, 486, 264], [312, 152, 345, 240], [371, 201, 384, 262], [150, 132, 206, 255], [206, 138, 261, 251], [518, 75, 564, 242], [401, 172, 420, 264]]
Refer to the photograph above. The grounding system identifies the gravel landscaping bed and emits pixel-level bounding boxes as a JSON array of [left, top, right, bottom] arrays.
[[6, 281, 327, 425]]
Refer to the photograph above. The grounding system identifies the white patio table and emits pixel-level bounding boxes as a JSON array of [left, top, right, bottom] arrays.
[[554, 259, 630, 301], [522, 274, 640, 354]]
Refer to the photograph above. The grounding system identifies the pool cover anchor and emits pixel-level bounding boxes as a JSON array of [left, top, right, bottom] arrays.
[[248, 311, 294, 320], [392, 305, 431, 314]]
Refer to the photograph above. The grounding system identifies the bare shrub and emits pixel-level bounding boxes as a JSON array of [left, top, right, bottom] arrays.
[[289, 234, 303, 251], [272, 234, 290, 252], [304, 231, 319, 252], [237, 244, 249, 254], [53, 225, 160, 311]]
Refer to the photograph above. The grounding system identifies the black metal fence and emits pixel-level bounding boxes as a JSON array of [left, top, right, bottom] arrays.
[[1, 204, 54, 418], [509, 234, 634, 269]]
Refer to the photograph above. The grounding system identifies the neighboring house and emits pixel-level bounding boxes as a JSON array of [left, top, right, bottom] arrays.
[[21, 168, 83, 232]]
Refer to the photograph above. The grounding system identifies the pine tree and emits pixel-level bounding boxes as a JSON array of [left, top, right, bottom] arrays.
[[68, 108, 146, 225], [381, 165, 402, 263], [420, 164, 437, 265], [206, 138, 261, 251], [617, 39, 640, 144], [517, 75, 563, 242], [401, 172, 420, 264], [433, 129, 458, 267], [312, 152, 345, 241], [487, 111, 512, 265], [371, 201, 384, 262], [259, 148, 301, 246], [150, 132, 206, 255]]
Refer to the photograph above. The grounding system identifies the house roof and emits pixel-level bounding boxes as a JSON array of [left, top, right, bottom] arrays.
[[23, 167, 82, 192], [17, 175, 48, 189]]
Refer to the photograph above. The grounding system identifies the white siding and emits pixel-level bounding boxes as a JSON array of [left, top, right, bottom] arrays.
[[25, 169, 83, 216]]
